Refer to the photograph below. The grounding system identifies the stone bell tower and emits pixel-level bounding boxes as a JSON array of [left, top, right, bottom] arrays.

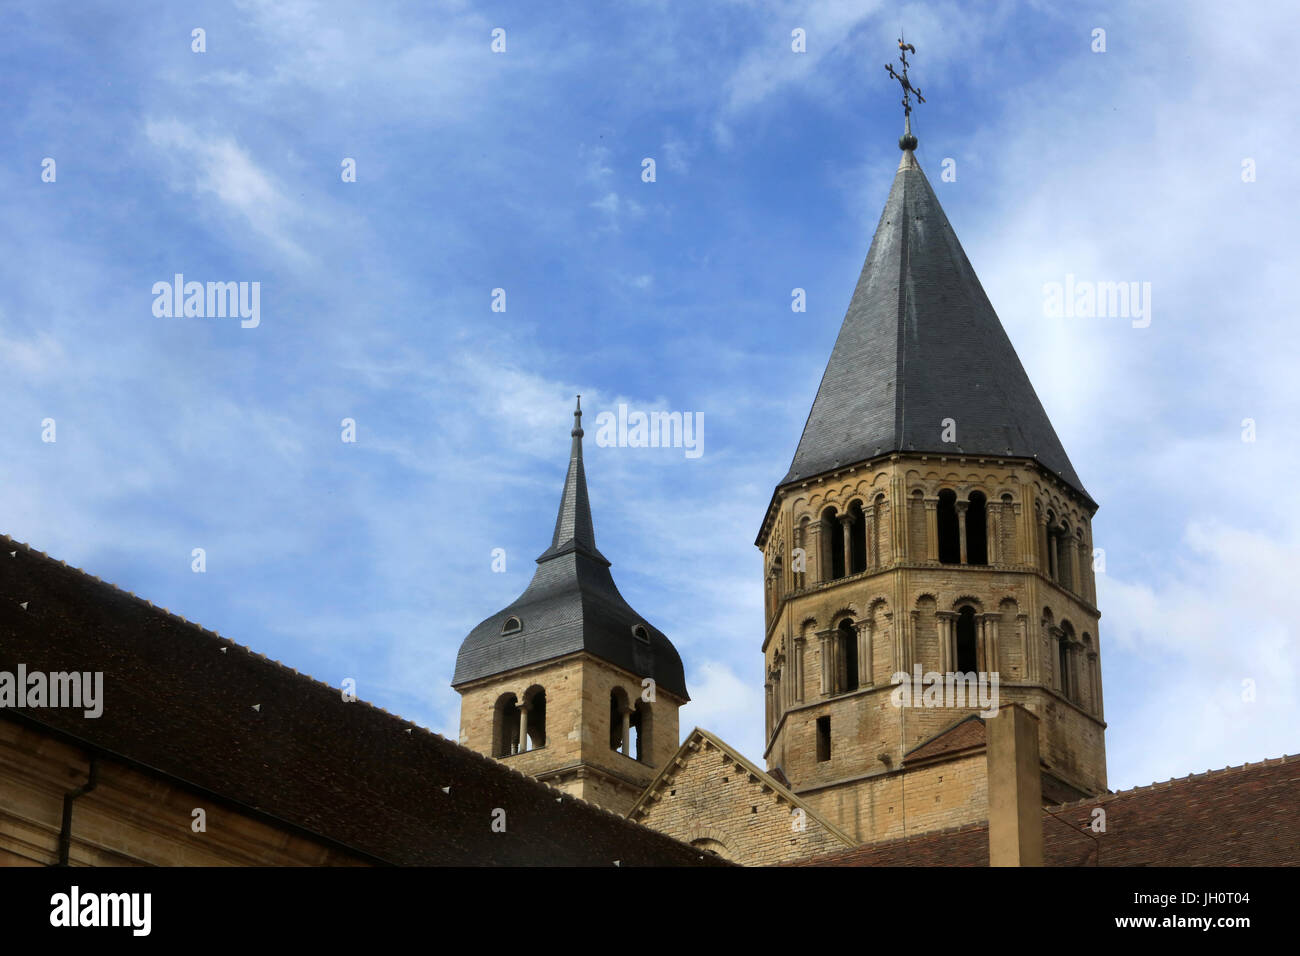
[[452, 398, 688, 814], [755, 50, 1106, 842]]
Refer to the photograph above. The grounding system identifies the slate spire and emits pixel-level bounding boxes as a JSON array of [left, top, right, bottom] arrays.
[[540, 395, 606, 563], [779, 130, 1089, 501], [453, 398, 687, 700]]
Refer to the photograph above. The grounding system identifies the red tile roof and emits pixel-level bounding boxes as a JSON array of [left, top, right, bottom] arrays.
[[0, 534, 724, 866], [905, 714, 986, 763], [794, 755, 1300, 866]]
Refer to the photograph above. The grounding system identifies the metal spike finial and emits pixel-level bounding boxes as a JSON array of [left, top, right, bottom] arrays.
[[572, 394, 584, 439], [884, 36, 925, 149]]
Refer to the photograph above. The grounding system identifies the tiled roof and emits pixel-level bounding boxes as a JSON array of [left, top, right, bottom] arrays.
[[794, 755, 1300, 866], [453, 400, 688, 700], [0, 534, 720, 866], [905, 714, 986, 763], [776, 148, 1089, 502]]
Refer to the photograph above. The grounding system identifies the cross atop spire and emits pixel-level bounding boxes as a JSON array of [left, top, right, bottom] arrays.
[[885, 37, 925, 150]]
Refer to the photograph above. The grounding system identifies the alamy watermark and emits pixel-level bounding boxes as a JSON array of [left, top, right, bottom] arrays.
[[0, 665, 103, 718], [890, 666, 1000, 718], [1042, 274, 1151, 328], [152, 274, 260, 328], [593, 404, 703, 459]]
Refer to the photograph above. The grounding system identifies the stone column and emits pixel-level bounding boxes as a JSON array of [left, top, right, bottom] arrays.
[[764, 682, 773, 738], [890, 478, 907, 560], [794, 637, 805, 702], [1037, 509, 1050, 577], [1050, 629, 1065, 695], [806, 521, 823, 585], [980, 614, 999, 675], [517, 701, 530, 754], [1046, 527, 1058, 581], [1043, 622, 1057, 690], [621, 706, 631, 754], [902, 611, 916, 676], [817, 629, 834, 696], [864, 504, 877, 570], [794, 524, 806, 590], [924, 498, 939, 561], [1017, 614, 1030, 681], [1013, 500, 1027, 567], [936, 611, 955, 673], [856, 621, 873, 687], [989, 504, 1001, 565], [956, 501, 969, 565], [840, 513, 855, 575]]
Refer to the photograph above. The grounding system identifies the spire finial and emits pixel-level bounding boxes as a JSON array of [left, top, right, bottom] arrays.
[[885, 36, 924, 150], [572, 394, 583, 438]]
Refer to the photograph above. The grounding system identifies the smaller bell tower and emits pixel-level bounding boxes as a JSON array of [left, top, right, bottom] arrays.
[[452, 398, 689, 814]]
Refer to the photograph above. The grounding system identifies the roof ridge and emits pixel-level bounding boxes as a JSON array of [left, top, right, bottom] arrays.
[[2, 532, 457, 741], [798, 819, 989, 863], [1048, 754, 1298, 811], [904, 711, 985, 758]]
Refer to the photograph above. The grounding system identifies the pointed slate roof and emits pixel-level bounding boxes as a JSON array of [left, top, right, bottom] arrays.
[[780, 146, 1089, 502], [453, 399, 688, 701]]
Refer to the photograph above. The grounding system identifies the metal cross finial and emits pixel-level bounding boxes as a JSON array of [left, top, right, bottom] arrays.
[[885, 37, 924, 149]]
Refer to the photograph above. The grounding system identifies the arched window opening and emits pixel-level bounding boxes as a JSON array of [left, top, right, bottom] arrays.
[[1044, 510, 1058, 578], [966, 492, 988, 566], [938, 490, 960, 564], [955, 606, 978, 674], [524, 687, 546, 750], [849, 502, 867, 575], [632, 623, 650, 643], [1081, 633, 1096, 712], [815, 716, 831, 762], [502, 616, 521, 635], [609, 688, 629, 753], [690, 838, 730, 860], [633, 698, 653, 763], [836, 619, 859, 692], [1058, 623, 1075, 700], [493, 692, 520, 757], [1056, 522, 1073, 589], [768, 558, 783, 619], [823, 508, 845, 580]]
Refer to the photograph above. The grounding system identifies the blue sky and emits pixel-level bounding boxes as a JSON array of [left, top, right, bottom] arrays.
[[2, 0, 1296, 793]]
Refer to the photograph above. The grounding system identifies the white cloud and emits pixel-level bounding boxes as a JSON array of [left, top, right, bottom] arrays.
[[144, 118, 312, 264]]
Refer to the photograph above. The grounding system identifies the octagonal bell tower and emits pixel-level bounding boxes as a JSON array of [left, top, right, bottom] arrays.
[[756, 118, 1106, 843]]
